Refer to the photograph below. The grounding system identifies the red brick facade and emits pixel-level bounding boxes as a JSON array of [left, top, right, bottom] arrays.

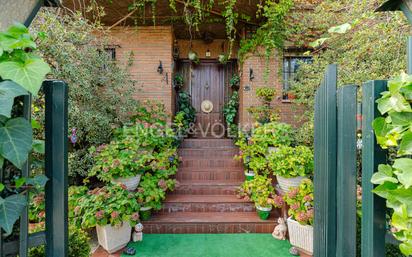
[[108, 26, 302, 127]]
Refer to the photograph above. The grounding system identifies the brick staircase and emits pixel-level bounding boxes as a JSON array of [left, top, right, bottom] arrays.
[[143, 138, 279, 234]]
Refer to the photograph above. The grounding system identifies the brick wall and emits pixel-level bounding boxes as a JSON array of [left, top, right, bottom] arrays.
[[108, 26, 174, 115], [239, 49, 303, 129]]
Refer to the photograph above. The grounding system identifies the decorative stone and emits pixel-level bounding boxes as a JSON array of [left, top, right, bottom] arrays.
[[132, 223, 144, 242], [272, 217, 287, 240]]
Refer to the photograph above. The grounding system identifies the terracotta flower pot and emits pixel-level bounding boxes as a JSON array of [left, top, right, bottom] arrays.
[[96, 223, 131, 253], [287, 218, 313, 255]]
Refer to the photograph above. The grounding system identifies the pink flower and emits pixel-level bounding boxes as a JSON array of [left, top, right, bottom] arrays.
[[273, 195, 285, 207], [158, 179, 167, 190], [137, 188, 145, 193], [290, 203, 300, 211], [296, 211, 308, 223], [103, 167, 109, 173], [119, 183, 127, 190], [112, 159, 121, 167], [303, 195, 313, 202], [74, 206, 81, 215], [131, 212, 140, 221], [111, 211, 119, 219], [95, 210, 104, 219], [287, 188, 299, 199], [306, 209, 314, 219], [38, 211, 45, 218]]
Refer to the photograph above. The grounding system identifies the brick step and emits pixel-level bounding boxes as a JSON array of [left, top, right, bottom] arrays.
[[143, 212, 278, 234], [171, 181, 241, 195], [161, 195, 255, 213], [178, 148, 240, 158], [176, 169, 245, 181], [180, 159, 242, 169], [181, 139, 235, 149]]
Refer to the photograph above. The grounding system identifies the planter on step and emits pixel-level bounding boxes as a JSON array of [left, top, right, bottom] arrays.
[[245, 170, 255, 181], [96, 222, 131, 253], [267, 147, 278, 153], [140, 206, 153, 221], [287, 218, 313, 255], [276, 175, 306, 193], [256, 204, 272, 220], [112, 174, 141, 191]]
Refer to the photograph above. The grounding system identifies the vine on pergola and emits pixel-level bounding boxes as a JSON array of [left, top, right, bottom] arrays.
[[125, 0, 294, 62]]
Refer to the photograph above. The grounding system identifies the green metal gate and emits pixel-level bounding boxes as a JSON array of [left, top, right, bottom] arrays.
[[314, 65, 388, 257], [0, 81, 69, 257]]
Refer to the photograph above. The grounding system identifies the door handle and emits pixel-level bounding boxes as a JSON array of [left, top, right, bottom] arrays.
[[205, 82, 209, 90]]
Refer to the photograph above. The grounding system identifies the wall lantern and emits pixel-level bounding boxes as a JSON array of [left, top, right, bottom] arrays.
[[377, 0, 412, 24], [249, 68, 254, 81], [157, 61, 163, 74], [173, 40, 180, 60], [206, 49, 211, 58]]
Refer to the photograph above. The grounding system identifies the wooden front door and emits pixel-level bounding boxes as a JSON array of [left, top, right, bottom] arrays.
[[191, 62, 225, 138]]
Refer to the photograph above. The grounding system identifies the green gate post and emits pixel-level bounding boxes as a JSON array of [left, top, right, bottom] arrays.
[[44, 80, 68, 257], [314, 64, 338, 257], [361, 80, 387, 257], [336, 85, 357, 257]]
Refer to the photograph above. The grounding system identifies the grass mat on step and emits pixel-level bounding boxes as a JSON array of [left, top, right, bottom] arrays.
[[122, 234, 294, 257]]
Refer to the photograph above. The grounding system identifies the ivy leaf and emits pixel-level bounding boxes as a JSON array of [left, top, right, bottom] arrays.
[[400, 84, 412, 101], [0, 117, 32, 169], [0, 58, 50, 95], [389, 112, 412, 127], [399, 131, 412, 156], [371, 164, 398, 184], [372, 181, 398, 199], [393, 158, 412, 189], [0, 194, 27, 235], [0, 183, 4, 192], [400, 242, 412, 256], [15, 177, 26, 189], [32, 139, 45, 154], [309, 37, 329, 48], [26, 175, 49, 187], [377, 93, 411, 114], [0, 80, 29, 117], [328, 23, 351, 34]]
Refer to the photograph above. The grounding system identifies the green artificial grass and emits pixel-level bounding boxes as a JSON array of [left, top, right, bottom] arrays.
[[122, 234, 294, 257]]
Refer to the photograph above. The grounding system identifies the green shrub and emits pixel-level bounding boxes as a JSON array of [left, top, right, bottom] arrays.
[[31, 9, 136, 182], [283, 179, 314, 225], [268, 145, 314, 178], [28, 224, 90, 257]]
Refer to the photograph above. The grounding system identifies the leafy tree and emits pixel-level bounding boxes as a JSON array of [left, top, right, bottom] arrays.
[[31, 9, 136, 182], [290, 0, 410, 146]]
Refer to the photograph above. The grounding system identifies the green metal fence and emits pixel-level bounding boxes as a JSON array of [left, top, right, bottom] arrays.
[[313, 65, 388, 257], [0, 80, 69, 257]]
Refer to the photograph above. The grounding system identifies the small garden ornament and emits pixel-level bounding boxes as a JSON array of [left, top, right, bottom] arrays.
[[272, 217, 287, 240], [123, 247, 136, 256], [132, 223, 144, 242]]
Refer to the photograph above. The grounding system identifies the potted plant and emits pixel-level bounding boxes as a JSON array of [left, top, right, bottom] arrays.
[[72, 184, 141, 253], [256, 87, 276, 105], [238, 175, 281, 220], [244, 169, 255, 181], [89, 137, 145, 191], [136, 173, 176, 221], [188, 50, 200, 64], [268, 145, 314, 193], [284, 179, 314, 255], [229, 74, 240, 89], [173, 73, 184, 91], [218, 53, 229, 64], [252, 122, 293, 153], [223, 92, 239, 138]]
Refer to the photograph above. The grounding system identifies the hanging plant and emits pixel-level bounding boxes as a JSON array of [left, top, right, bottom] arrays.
[[188, 50, 200, 64], [218, 53, 229, 64], [173, 73, 184, 90], [229, 74, 240, 89]]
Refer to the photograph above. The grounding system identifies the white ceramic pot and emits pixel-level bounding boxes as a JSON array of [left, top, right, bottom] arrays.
[[276, 175, 306, 193], [96, 223, 131, 253], [268, 147, 278, 153], [255, 204, 273, 212], [112, 174, 141, 191], [287, 218, 313, 254]]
